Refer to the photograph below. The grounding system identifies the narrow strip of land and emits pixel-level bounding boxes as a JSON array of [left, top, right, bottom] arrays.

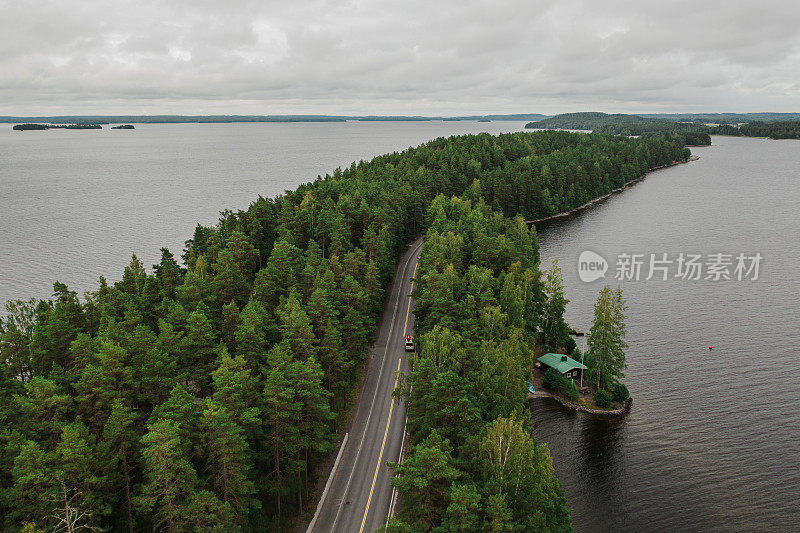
[[309, 238, 422, 533]]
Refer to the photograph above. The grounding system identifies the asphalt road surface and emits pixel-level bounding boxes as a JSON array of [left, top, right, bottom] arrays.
[[309, 238, 422, 533]]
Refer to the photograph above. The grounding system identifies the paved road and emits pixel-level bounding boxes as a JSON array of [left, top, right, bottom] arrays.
[[309, 238, 422, 533]]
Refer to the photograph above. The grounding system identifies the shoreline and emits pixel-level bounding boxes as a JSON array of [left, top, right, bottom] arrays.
[[528, 366, 633, 418], [528, 390, 633, 417], [528, 155, 700, 227]]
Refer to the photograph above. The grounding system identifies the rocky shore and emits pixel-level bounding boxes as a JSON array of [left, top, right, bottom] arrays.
[[528, 390, 633, 417], [528, 155, 699, 226]]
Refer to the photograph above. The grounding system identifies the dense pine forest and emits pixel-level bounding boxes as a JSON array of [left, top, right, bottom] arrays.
[[388, 194, 571, 531], [0, 130, 689, 532]]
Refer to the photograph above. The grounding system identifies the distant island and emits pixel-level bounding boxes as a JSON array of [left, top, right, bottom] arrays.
[[7, 113, 800, 133], [13, 123, 102, 131], [111, 124, 135, 129], [12, 123, 49, 130]]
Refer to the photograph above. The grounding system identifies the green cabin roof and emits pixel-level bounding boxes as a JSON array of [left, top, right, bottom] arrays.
[[538, 353, 588, 373]]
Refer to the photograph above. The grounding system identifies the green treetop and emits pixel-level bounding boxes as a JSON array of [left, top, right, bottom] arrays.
[[586, 285, 628, 390]]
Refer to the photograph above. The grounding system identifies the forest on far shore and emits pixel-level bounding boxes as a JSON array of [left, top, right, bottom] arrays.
[[710, 121, 800, 140], [526, 111, 800, 142], [525, 112, 712, 145]]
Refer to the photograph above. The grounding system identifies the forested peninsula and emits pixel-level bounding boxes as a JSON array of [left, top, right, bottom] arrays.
[[711, 121, 800, 140], [526, 111, 800, 143], [0, 130, 690, 532], [525, 112, 712, 146]]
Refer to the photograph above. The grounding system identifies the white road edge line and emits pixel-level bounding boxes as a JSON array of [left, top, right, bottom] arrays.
[[328, 241, 422, 532], [386, 409, 408, 526], [386, 252, 418, 527], [307, 432, 349, 533]]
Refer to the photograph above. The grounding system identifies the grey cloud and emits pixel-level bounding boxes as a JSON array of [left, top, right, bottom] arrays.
[[1, 0, 800, 114]]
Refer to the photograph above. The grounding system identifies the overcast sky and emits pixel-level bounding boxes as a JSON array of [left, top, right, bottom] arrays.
[[2, 0, 800, 115]]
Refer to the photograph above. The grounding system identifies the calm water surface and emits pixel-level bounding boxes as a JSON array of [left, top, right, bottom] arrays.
[[534, 136, 800, 532], [0, 120, 525, 305]]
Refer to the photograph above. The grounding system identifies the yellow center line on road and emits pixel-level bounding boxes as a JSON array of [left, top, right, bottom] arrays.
[[358, 259, 418, 533], [402, 262, 417, 335]]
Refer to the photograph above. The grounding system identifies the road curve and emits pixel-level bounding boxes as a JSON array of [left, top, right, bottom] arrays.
[[309, 238, 422, 533]]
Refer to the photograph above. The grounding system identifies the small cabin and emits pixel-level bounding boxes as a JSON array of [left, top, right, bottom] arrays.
[[536, 353, 588, 381]]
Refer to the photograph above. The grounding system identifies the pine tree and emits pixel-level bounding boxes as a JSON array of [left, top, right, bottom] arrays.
[[278, 291, 317, 361], [441, 483, 481, 532], [306, 285, 347, 405], [75, 340, 132, 430], [177, 272, 200, 313], [541, 259, 570, 352], [103, 399, 138, 533], [213, 249, 249, 307], [234, 300, 268, 370], [1, 298, 37, 383], [200, 400, 258, 523], [211, 348, 261, 440], [155, 248, 183, 300], [30, 283, 85, 376], [318, 317, 347, 411], [484, 493, 515, 532], [9, 441, 56, 526], [290, 356, 334, 506], [53, 419, 108, 529], [119, 254, 146, 296], [183, 308, 217, 395], [387, 430, 460, 531], [252, 241, 303, 308], [137, 419, 198, 531], [261, 345, 301, 520], [181, 490, 238, 532], [220, 301, 241, 354], [131, 324, 179, 408], [13, 377, 74, 447], [227, 231, 259, 279], [148, 384, 200, 455]]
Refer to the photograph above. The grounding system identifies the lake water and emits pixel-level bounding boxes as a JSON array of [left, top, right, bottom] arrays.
[[2, 125, 798, 532], [0, 120, 526, 305], [533, 135, 800, 532]]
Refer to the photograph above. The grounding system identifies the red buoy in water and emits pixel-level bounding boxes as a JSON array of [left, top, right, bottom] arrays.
[[709, 346, 713, 350]]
